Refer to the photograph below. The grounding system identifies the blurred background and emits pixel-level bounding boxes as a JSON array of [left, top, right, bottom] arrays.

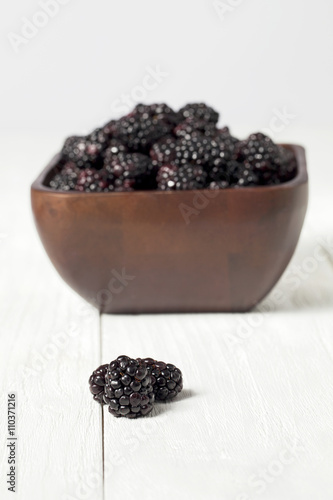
[[1, 0, 333, 135], [1, 0, 332, 240]]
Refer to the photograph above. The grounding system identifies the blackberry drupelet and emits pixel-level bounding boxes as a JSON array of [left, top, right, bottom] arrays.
[[138, 358, 183, 401], [179, 103, 219, 124], [89, 364, 108, 404], [49, 162, 80, 191], [104, 356, 155, 418], [157, 163, 207, 190]]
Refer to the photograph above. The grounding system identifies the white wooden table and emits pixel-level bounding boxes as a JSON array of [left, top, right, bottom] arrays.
[[1, 129, 333, 500]]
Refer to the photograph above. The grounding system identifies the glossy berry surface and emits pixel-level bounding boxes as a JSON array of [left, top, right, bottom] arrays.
[[74, 168, 110, 192], [179, 102, 219, 124], [49, 162, 80, 191], [104, 356, 155, 419], [157, 163, 207, 190], [233, 132, 297, 185], [112, 103, 178, 153], [61, 135, 104, 169], [138, 358, 183, 401], [104, 152, 155, 189], [89, 364, 108, 404]]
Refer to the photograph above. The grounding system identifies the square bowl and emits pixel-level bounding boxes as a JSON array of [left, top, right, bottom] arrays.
[[31, 144, 308, 313]]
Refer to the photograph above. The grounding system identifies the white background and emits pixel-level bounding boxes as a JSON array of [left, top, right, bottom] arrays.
[[1, 1, 333, 500], [1, 0, 333, 138]]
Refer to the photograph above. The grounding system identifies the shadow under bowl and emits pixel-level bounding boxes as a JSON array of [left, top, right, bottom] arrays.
[[31, 144, 308, 314]]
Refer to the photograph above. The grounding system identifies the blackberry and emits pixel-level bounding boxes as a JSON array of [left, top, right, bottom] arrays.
[[150, 136, 178, 165], [233, 133, 293, 185], [215, 126, 239, 148], [89, 364, 108, 404], [173, 137, 215, 168], [138, 358, 183, 401], [74, 168, 110, 192], [276, 146, 297, 183], [134, 103, 180, 126], [113, 104, 175, 153], [157, 163, 207, 190], [206, 159, 231, 184], [156, 164, 178, 190], [104, 152, 155, 189], [179, 103, 219, 124], [49, 162, 80, 191], [61, 135, 104, 169], [174, 118, 217, 139], [229, 160, 259, 187], [103, 139, 128, 162], [204, 137, 236, 169], [101, 119, 117, 137], [88, 127, 110, 150], [104, 356, 154, 418]]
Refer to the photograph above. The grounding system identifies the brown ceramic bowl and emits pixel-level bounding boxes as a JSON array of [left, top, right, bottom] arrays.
[[31, 144, 308, 313]]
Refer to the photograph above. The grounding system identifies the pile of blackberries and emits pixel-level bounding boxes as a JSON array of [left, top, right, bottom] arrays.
[[49, 103, 297, 192], [89, 355, 183, 419]]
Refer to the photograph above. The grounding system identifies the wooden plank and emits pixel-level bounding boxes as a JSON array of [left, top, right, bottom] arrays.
[[0, 165, 103, 500], [102, 225, 333, 500]]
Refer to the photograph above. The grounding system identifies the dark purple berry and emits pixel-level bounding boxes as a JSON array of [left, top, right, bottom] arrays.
[[157, 163, 207, 190], [179, 103, 219, 124], [103, 139, 128, 161], [112, 104, 175, 153], [150, 136, 178, 165], [61, 135, 104, 168], [103, 356, 154, 418], [134, 103, 181, 126], [104, 152, 155, 190], [137, 358, 183, 401], [49, 162, 80, 191], [232, 133, 296, 185], [74, 168, 110, 192], [174, 118, 217, 139]]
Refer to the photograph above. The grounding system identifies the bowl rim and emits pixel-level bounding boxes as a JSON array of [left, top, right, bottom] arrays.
[[31, 144, 308, 197]]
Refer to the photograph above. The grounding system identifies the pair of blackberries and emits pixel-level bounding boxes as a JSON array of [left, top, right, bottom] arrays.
[[89, 355, 183, 419]]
